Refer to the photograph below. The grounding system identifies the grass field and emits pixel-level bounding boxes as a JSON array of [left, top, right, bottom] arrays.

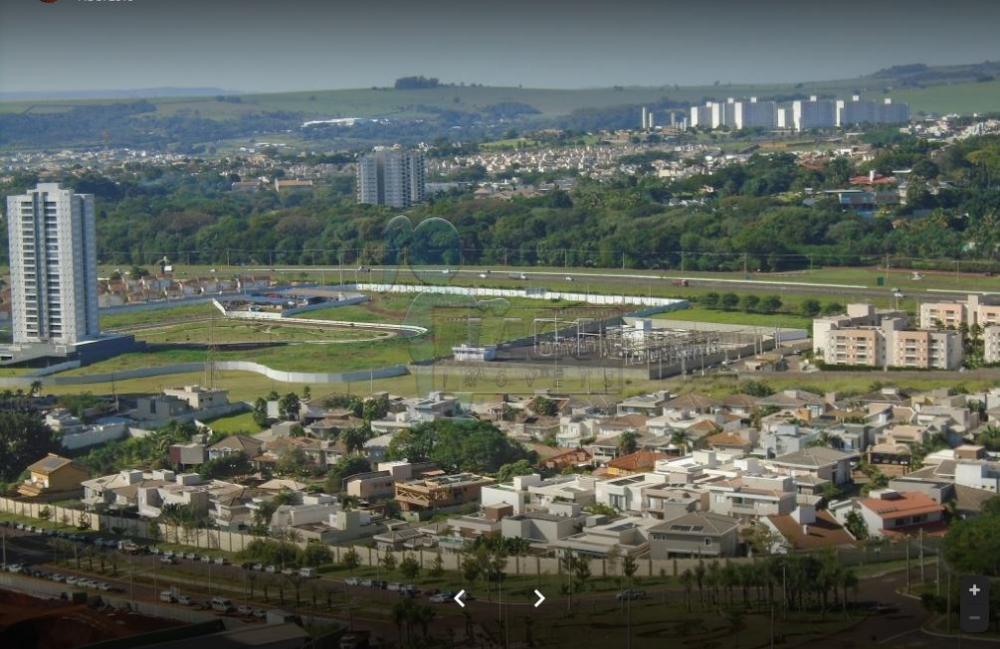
[[124, 319, 390, 345], [649, 306, 813, 330]]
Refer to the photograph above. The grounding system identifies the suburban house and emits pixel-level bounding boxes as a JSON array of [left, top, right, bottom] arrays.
[[18, 454, 90, 500], [856, 489, 946, 538], [647, 511, 740, 559]]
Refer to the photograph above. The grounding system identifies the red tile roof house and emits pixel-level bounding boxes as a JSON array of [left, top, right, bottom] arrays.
[[856, 489, 946, 539]]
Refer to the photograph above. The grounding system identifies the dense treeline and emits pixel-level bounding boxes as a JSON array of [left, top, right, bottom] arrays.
[[1, 135, 998, 271]]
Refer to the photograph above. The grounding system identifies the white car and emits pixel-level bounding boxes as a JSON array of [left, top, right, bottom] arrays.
[[344, 577, 360, 586], [176, 595, 193, 606], [159, 591, 175, 603]]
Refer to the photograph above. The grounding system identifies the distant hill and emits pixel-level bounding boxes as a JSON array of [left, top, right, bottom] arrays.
[[1, 62, 999, 151], [0, 87, 235, 101], [870, 61, 1000, 85]]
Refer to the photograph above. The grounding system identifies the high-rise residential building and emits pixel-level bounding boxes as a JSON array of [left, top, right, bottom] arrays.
[[792, 96, 837, 131], [356, 148, 426, 209], [837, 96, 910, 127], [733, 97, 778, 129], [6, 183, 99, 347]]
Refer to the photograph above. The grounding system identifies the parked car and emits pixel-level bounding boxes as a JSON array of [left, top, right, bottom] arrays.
[[176, 595, 193, 606], [386, 582, 402, 592], [252, 608, 267, 619], [616, 589, 647, 602], [159, 591, 175, 603], [160, 556, 176, 565], [429, 591, 454, 603], [211, 597, 234, 613], [299, 567, 317, 578], [344, 577, 360, 586], [281, 567, 295, 576], [253, 563, 264, 572], [237, 605, 254, 616], [265, 565, 277, 574]]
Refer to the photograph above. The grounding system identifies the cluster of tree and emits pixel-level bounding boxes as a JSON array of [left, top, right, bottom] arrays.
[[393, 76, 441, 90], [236, 538, 333, 568], [943, 496, 1000, 577], [386, 419, 534, 474], [79, 420, 196, 474], [700, 292, 784, 314], [198, 451, 252, 480], [3, 134, 999, 275], [0, 390, 56, 483], [675, 552, 859, 614]]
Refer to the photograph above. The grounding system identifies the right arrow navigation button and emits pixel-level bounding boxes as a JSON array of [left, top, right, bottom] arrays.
[[533, 589, 546, 608]]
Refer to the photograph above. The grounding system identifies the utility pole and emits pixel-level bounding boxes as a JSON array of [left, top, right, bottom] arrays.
[[905, 537, 911, 592]]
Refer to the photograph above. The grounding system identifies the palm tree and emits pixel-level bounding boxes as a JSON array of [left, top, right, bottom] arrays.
[[694, 560, 706, 607], [679, 568, 695, 612], [669, 431, 689, 454]]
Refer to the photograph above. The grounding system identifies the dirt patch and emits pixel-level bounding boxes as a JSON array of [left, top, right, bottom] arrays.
[[0, 589, 179, 649]]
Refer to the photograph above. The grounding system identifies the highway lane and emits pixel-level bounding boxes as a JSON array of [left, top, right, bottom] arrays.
[[251, 265, 997, 303]]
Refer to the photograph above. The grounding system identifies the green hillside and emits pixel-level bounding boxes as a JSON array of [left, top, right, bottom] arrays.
[[2, 76, 999, 122]]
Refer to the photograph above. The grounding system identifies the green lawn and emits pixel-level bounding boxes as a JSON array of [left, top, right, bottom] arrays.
[[202, 411, 263, 435], [101, 303, 218, 330], [649, 306, 813, 330]]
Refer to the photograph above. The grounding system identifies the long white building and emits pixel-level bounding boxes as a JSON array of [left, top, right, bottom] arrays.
[[6, 183, 99, 347]]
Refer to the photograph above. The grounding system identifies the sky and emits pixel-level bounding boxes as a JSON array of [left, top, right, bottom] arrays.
[[1, 0, 999, 95]]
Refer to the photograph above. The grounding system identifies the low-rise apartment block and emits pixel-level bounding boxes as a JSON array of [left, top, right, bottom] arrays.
[[985, 325, 1000, 364], [815, 304, 963, 369], [919, 294, 1000, 330]]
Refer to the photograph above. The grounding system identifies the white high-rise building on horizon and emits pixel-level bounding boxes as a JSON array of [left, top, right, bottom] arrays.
[[6, 183, 99, 347]]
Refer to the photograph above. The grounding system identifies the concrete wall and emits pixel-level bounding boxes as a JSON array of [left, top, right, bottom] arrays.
[[351, 283, 689, 309], [0, 361, 410, 388]]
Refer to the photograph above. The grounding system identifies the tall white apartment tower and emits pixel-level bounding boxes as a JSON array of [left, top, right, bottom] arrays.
[[356, 148, 426, 209], [6, 183, 99, 346]]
